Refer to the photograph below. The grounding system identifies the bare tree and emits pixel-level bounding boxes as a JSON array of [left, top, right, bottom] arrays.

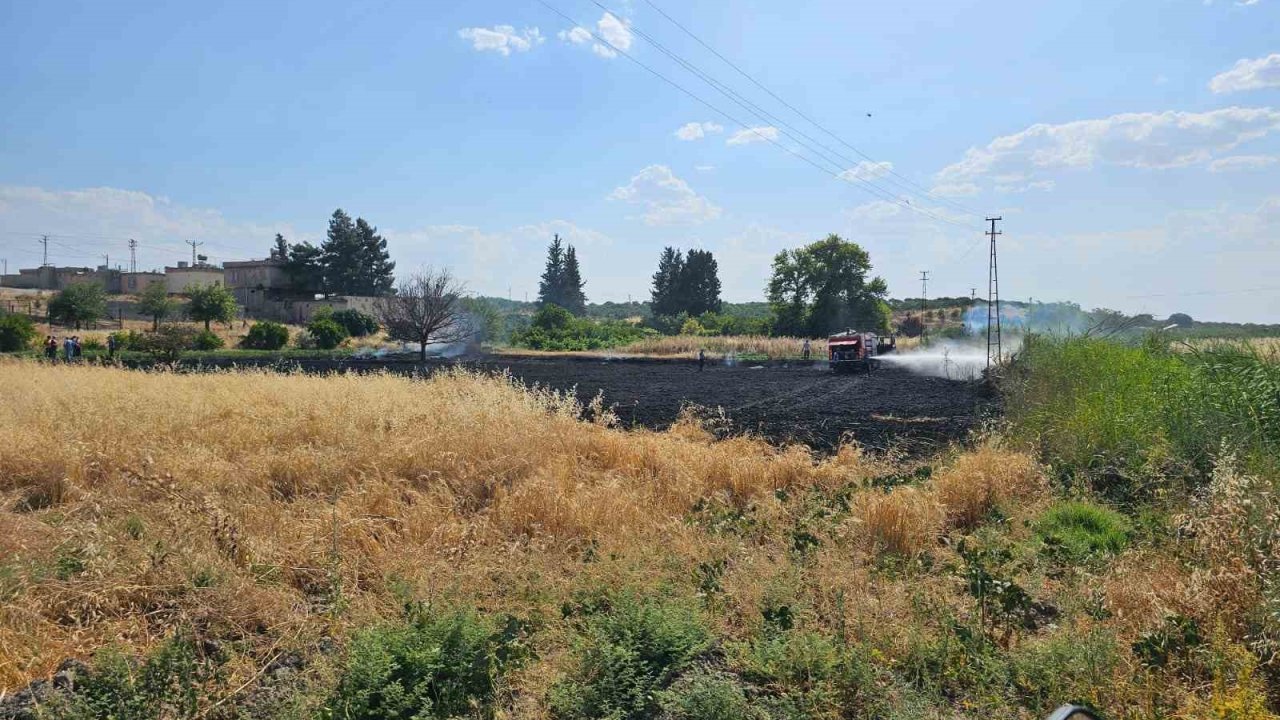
[[374, 269, 473, 361]]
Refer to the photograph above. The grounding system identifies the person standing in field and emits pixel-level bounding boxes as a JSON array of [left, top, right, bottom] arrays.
[[44, 336, 57, 361], [106, 333, 118, 359], [698, 348, 706, 372], [802, 339, 811, 360]]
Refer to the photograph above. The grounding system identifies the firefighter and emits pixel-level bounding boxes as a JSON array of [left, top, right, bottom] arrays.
[[802, 339, 811, 360], [698, 348, 706, 372]]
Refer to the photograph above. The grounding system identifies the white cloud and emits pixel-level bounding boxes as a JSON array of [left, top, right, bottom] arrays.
[[0, 185, 288, 270], [609, 165, 722, 225], [674, 121, 724, 141], [930, 182, 980, 197], [559, 12, 632, 59], [1210, 53, 1280, 93], [457, 25, 544, 56], [837, 160, 894, 182], [935, 107, 1280, 191], [1208, 154, 1279, 172], [726, 126, 779, 146], [694, 165, 715, 172]]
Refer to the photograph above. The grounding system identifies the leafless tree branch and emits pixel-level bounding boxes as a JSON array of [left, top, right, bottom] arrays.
[[374, 269, 472, 361]]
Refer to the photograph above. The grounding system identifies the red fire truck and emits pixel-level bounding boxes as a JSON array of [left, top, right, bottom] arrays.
[[827, 331, 896, 373]]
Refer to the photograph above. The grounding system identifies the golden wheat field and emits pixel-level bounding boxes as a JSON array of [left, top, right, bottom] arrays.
[[0, 360, 1273, 718]]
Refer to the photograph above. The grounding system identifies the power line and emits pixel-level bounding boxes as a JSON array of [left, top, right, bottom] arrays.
[[639, 0, 984, 217], [588, 0, 973, 228], [535, 0, 971, 229]]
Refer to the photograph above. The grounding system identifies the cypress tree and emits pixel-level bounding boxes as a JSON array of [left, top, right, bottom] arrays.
[[321, 209, 360, 296], [681, 249, 722, 316], [538, 235, 567, 309], [562, 245, 587, 315], [353, 217, 396, 296], [650, 247, 685, 317]]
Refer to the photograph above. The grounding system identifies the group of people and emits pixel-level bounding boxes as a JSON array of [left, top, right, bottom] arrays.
[[41, 334, 119, 361]]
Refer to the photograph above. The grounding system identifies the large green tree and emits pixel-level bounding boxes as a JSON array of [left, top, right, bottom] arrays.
[[185, 282, 239, 331], [766, 234, 890, 336], [319, 209, 395, 297], [536, 234, 587, 313], [649, 247, 722, 319], [49, 283, 108, 330], [137, 280, 177, 331], [285, 241, 326, 295]]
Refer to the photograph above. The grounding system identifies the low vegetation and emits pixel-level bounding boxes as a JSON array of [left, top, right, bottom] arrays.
[[0, 349, 1276, 717]]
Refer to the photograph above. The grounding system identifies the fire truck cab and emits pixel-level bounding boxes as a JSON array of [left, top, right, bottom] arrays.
[[828, 331, 896, 373]]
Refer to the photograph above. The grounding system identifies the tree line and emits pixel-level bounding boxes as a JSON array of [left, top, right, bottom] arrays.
[[275, 209, 396, 297]]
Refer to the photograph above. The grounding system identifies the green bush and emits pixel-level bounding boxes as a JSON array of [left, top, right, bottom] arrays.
[[658, 670, 760, 720], [307, 317, 348, 350], [241, 321, 290, 350], [513, 304, 652, 351], [45, 633, 211, 720], [330, 606, 527, 720], [735, 630, 885, 717], [1033, 501, 1130, 563], [110, 330, 147, 351], [192, 329, 224, 351], [0, 313, 37, 352], [330, 308, 379, 337], [140, 325, 199, 363], [1010, 629, 1118, 714], [549, 594, 710, 720]]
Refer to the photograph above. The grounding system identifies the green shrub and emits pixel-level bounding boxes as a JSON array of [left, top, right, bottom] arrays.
[[241, 321, 290, 350], [140, 325, 199, 363], [110, 330, 147, 351], [658, 670, 760, 720], [513, 304, 652, 352], [45, 633, 211, 720], [549, 594, 710, 720], [1010, 629, 1118, 714], [307, 317, 348, 350], [0, 313, 37, 352], [81, 336, 105, 352], [192, 329, 224, 351], [330, 606, 527, 720], [1033, 501, 1130, 563], [734, 630, 885, 717], [330, 308, 379, 337]]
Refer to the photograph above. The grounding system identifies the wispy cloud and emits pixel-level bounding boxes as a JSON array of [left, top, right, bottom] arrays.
[[726, 126, 778, 146], [934, 107, 1280, 192], [609, 165, 722, 225], [558, 12, 632, 59], [1209, 53, 1280, 93], [837, 160, 893, 182], [674, 121, 724, 141], [457, 25, 544, 56], [1208, 154, 1279, 172]]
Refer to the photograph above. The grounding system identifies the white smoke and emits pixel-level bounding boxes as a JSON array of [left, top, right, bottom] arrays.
[[877, 340, 990, 380]]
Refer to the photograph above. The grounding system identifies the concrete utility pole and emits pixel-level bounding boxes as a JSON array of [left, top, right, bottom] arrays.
[[919, 270, 929, 340], [186, 239, 203, 266], [102, 253, 109, 269], [986, 217, 1003, 369], [128, 238, 138, 274], [40, 235, 50, 267]]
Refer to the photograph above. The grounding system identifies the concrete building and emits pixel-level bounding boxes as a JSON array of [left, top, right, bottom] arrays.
[[164, 262, 225, 295], [0, 265, 119, 291], [224, 257, 287, 313], [121, 271, 166, 295]]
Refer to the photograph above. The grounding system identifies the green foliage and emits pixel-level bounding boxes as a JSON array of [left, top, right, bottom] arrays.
[[110, 329, 148, 351], [1009, 629, 1119, 713], [321, 210, 396, 297], [1132, 615, 1203, 672], [192, 329, 224, 351], [329, 606, 527, 720], [1033, 501, 1130, 563], [650, 247, 722, 318], [1004, 335, 1280, 497], [734, 630, 885, 718], [285, 240, 326, 295], [140, 325, 199, 363], [0, 312, 37, 352], [766, 234, 890, 336], [184, 283, 238, 331], [537, 235, 587, 314], [307, 317, 348, 350], [549, 594, 710, 720], [47, 633, 211, 720], [137, 281, 177, 330], [49, 283, 108, 329], [658, 670, 760, 720], [241, 321, 290, 350], [513, 304, 652, 351], [330, 308, 379, 337], [459, 297, 503, 343]]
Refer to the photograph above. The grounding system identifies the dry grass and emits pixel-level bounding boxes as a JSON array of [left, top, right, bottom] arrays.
[[933, 446, 1046, 529], [0, 360, 1268, 717], [614, 334, 817, 358]]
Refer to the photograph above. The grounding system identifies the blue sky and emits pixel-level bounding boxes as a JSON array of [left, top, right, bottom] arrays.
[[1, 0, 1278, 321]]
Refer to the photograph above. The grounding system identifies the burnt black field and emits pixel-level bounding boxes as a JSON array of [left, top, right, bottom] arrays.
[[166, 354, 990, 454]]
